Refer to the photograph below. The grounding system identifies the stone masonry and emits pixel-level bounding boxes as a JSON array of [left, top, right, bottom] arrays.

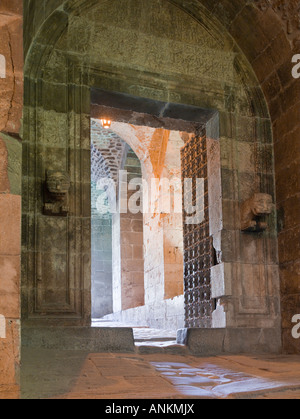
[[0, 0, 299, 400]]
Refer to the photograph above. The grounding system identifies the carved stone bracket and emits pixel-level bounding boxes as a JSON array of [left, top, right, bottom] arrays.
[[241, 193, 274, 232], [43, 170, 70, 217]]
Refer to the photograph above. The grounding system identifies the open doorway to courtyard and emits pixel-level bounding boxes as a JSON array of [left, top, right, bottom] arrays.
[[91, 120, 145, 319], [90, 89, 219, 337]]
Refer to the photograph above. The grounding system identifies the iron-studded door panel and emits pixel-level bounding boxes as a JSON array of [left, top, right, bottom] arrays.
[[181, 132, 214, 328]]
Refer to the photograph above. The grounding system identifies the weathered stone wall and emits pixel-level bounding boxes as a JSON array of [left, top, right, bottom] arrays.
[[0, 2, 23, 133], [196, 0, 300, 354], [0, 0, 22, 399]]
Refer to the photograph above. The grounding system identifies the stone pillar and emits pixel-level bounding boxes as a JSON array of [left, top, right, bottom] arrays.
[[0, 0, 23, 399], [120, 206, 145, 310], [162, 131, 184, 300], [91, 182, 113, 319], [113, 151, 145, 312]]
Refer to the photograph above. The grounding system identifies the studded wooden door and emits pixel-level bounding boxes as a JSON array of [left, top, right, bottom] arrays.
[[181, 132, 214, 328]]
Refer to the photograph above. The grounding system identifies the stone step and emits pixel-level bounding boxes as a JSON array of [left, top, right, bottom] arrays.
[[22, 327, 135, 353], [134, 337, 178, 343], [135, 341, 188, 355]]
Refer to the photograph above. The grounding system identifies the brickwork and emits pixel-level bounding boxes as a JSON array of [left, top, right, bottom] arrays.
[[91, 119, 126, 184]]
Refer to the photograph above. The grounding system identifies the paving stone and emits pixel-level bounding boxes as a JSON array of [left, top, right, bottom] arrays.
[[21, 348, 300, 400]]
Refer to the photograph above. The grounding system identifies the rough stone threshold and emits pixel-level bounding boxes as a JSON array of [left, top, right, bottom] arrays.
[[22, 322, 185, 355], [22, 322, 282, 357], [90, 321, 282, 356], [92, 320, 188, 355]]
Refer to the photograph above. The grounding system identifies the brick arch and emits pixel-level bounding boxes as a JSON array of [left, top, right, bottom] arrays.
[[91, 119, 127, 184]]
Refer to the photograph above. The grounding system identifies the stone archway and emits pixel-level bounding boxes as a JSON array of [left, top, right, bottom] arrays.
[[22, 0, 281, 352]]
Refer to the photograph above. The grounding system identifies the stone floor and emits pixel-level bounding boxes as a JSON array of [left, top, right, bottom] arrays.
[[21, 349, 300, 399], [20, 320, 300, 399]]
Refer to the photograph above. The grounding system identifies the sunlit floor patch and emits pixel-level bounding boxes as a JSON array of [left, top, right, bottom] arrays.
[[151, 362, 292, 398]]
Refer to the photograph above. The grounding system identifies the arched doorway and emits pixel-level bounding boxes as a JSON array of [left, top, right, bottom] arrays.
[[22, 0, 281, 352]]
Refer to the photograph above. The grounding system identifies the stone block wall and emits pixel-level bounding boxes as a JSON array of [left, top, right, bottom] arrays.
[[0, 0, 22, 398], [229, 0, 300, 354], [91, 119, 126, 184], [0, 191, 21, 399], [208, 0, 300, 354]]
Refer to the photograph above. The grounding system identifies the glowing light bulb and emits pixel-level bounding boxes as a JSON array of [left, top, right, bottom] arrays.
[[101, 119, 112, 129]]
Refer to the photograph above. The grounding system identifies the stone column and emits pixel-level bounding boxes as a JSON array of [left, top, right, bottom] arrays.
[[0, 0, 23, 399]]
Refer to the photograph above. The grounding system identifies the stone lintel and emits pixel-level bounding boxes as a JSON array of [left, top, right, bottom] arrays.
[[91, 88, 217, 133]]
